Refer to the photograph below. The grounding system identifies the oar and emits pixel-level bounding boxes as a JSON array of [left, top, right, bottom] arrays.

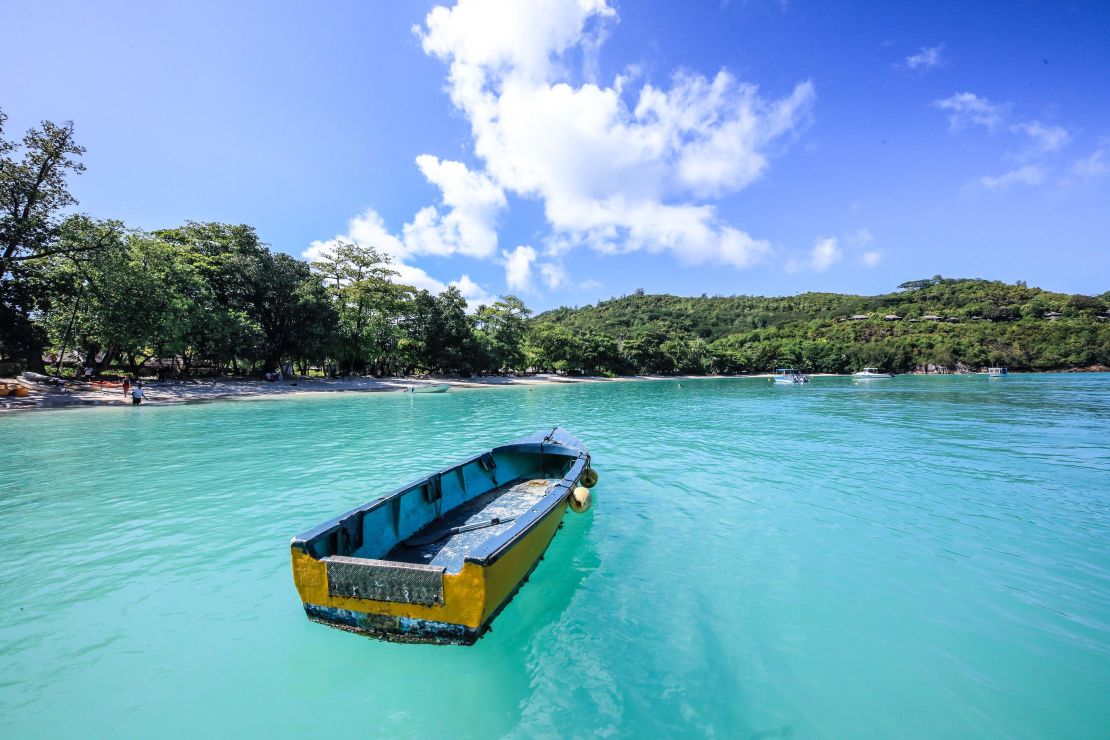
[[403, 516, 517, 547]]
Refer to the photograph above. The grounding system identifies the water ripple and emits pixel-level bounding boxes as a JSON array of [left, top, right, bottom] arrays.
[[1, 374, 1108, 736]]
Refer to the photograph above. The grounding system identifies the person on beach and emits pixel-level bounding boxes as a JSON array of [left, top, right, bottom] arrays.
[[83, 366, 93, 381], [122, 377, 130, 397], [131, 384, 144, 405]]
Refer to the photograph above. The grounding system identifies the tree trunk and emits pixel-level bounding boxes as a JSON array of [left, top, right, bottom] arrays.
[[24, 343, 46, 373], [82, 343, 101, 373]]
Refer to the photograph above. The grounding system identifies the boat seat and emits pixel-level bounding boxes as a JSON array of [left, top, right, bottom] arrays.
[[386, 478, 556, 573]]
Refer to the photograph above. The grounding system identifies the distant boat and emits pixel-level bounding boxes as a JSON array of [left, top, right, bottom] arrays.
[[410, 383, 450, 393], [290, 428, 596, 645], [987, 367, 1008, 378], [772, 368, 810, 384], [852, 367, 892, 379]]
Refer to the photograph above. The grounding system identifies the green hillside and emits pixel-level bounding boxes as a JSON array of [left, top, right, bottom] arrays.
[[529, 277, 1110, 375]]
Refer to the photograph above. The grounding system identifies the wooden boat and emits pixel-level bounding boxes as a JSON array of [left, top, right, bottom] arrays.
[[410, 383, 450, 393], [290, 428, 597, 645], [21, 370, 66, 387]]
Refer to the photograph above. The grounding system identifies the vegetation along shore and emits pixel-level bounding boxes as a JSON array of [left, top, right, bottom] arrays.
[[2, 111, 1108, 399]]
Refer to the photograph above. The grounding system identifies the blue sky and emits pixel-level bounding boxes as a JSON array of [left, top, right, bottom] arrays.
[[3, 0, 1108, 309]]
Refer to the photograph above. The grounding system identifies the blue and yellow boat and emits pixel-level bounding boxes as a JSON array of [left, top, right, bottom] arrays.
[[290, 428, 597, 645]]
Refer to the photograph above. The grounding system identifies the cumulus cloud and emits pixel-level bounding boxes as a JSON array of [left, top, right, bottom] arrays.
[[1012, 120, 1069, 154], [402, 155, 506, 258], [502, 245, 537, 292], [934, 92, 1005, 130], [309, 0, 814, 298], [786, 236, 842, 273], [860, 251, 882, 267], [905, 45, 944, 71], [539, 261, 567, 289], [977, 165, 1046, 190], [415, 0, 810, 270], [303, 210, 496, 310]]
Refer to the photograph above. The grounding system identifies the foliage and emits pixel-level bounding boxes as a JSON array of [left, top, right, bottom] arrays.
[[0, 110, 97, 369], [532, 279, 1110, 374]]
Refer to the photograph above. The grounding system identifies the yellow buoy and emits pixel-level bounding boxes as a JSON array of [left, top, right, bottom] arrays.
[[569, 486, 592, 514], [580, 468, 599, 488]]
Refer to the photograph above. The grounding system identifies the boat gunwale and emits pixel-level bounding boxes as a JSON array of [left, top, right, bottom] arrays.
[[290, 429, 588, 568], [470, 451, 586, 566]]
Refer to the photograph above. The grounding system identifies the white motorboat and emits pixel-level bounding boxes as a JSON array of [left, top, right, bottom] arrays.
[[852, 367, 892, 379], [987, 367, 1008, 378], [772, 368, 810, 384]]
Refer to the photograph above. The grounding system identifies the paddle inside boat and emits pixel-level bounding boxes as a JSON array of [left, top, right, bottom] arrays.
[[290, 428, 597, 645]]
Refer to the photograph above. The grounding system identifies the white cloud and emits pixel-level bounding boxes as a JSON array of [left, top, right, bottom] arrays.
[[539, 261, 567, 289], [844, 227, 874, 248], [844, 228, 880, 267], [502, 245, 537, 292], [934, 92, 1005, 130], [415, 0, 809, 271], [309, 0, 812, 298], [303, 210, 496, 310], [1012, 120, 1069, 153], [786, 236, 841, 273], [905, 45, 944, 71], [977, 165, 1046, 190], [449, 274, 497, 307], [402, 155, 506, 258], [1071, 144, 1109, 180]]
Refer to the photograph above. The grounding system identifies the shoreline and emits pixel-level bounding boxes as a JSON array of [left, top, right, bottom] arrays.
[[2, 368, 1105, 414]]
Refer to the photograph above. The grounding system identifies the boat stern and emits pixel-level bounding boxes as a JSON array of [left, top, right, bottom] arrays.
[[290, 544, 490, 644]]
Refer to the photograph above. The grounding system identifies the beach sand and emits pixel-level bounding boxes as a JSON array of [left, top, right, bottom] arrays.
[[0, 371, 910, 413], [0, 374, 666, 413]]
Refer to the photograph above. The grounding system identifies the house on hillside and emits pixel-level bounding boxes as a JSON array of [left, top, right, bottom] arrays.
[[883, 314, 902, 321], [1043, 311, 1063, 320], [921, 314, 942, 321], [848, 314, 869, 321]]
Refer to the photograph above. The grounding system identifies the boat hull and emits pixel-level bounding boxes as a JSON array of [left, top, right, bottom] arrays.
[[291, 498, 569, 644], [411, 383, 450, 393], [290, 429, 589, 645]]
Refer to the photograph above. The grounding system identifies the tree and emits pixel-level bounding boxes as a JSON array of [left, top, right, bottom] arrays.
[[1, 111, 95, 369], [311, 240, 405, 375], [474, 295, 531, 372]]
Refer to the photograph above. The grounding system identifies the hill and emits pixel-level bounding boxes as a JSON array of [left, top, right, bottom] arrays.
[[528, 277, 1110, 375]]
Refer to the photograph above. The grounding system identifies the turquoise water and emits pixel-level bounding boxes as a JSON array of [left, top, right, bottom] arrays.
[[1, 375, 1108, 737]]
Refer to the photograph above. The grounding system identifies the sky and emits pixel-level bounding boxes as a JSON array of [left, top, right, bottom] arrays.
[[3, 0, 1108, 309]]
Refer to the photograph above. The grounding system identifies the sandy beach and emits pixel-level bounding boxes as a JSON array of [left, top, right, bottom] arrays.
[[0, 373, 687, 413]]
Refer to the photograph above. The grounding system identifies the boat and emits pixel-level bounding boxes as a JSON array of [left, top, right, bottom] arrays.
[[987, 367, 1008, 378], [852, 367, 892, 379], [290, 428, 597, 645], [409, 383, 450, 393], [21, 370, 66, 387], [772, 368, 810, 384]]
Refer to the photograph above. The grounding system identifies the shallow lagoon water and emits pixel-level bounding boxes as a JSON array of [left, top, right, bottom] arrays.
[[1, 374, 1108, 737]]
